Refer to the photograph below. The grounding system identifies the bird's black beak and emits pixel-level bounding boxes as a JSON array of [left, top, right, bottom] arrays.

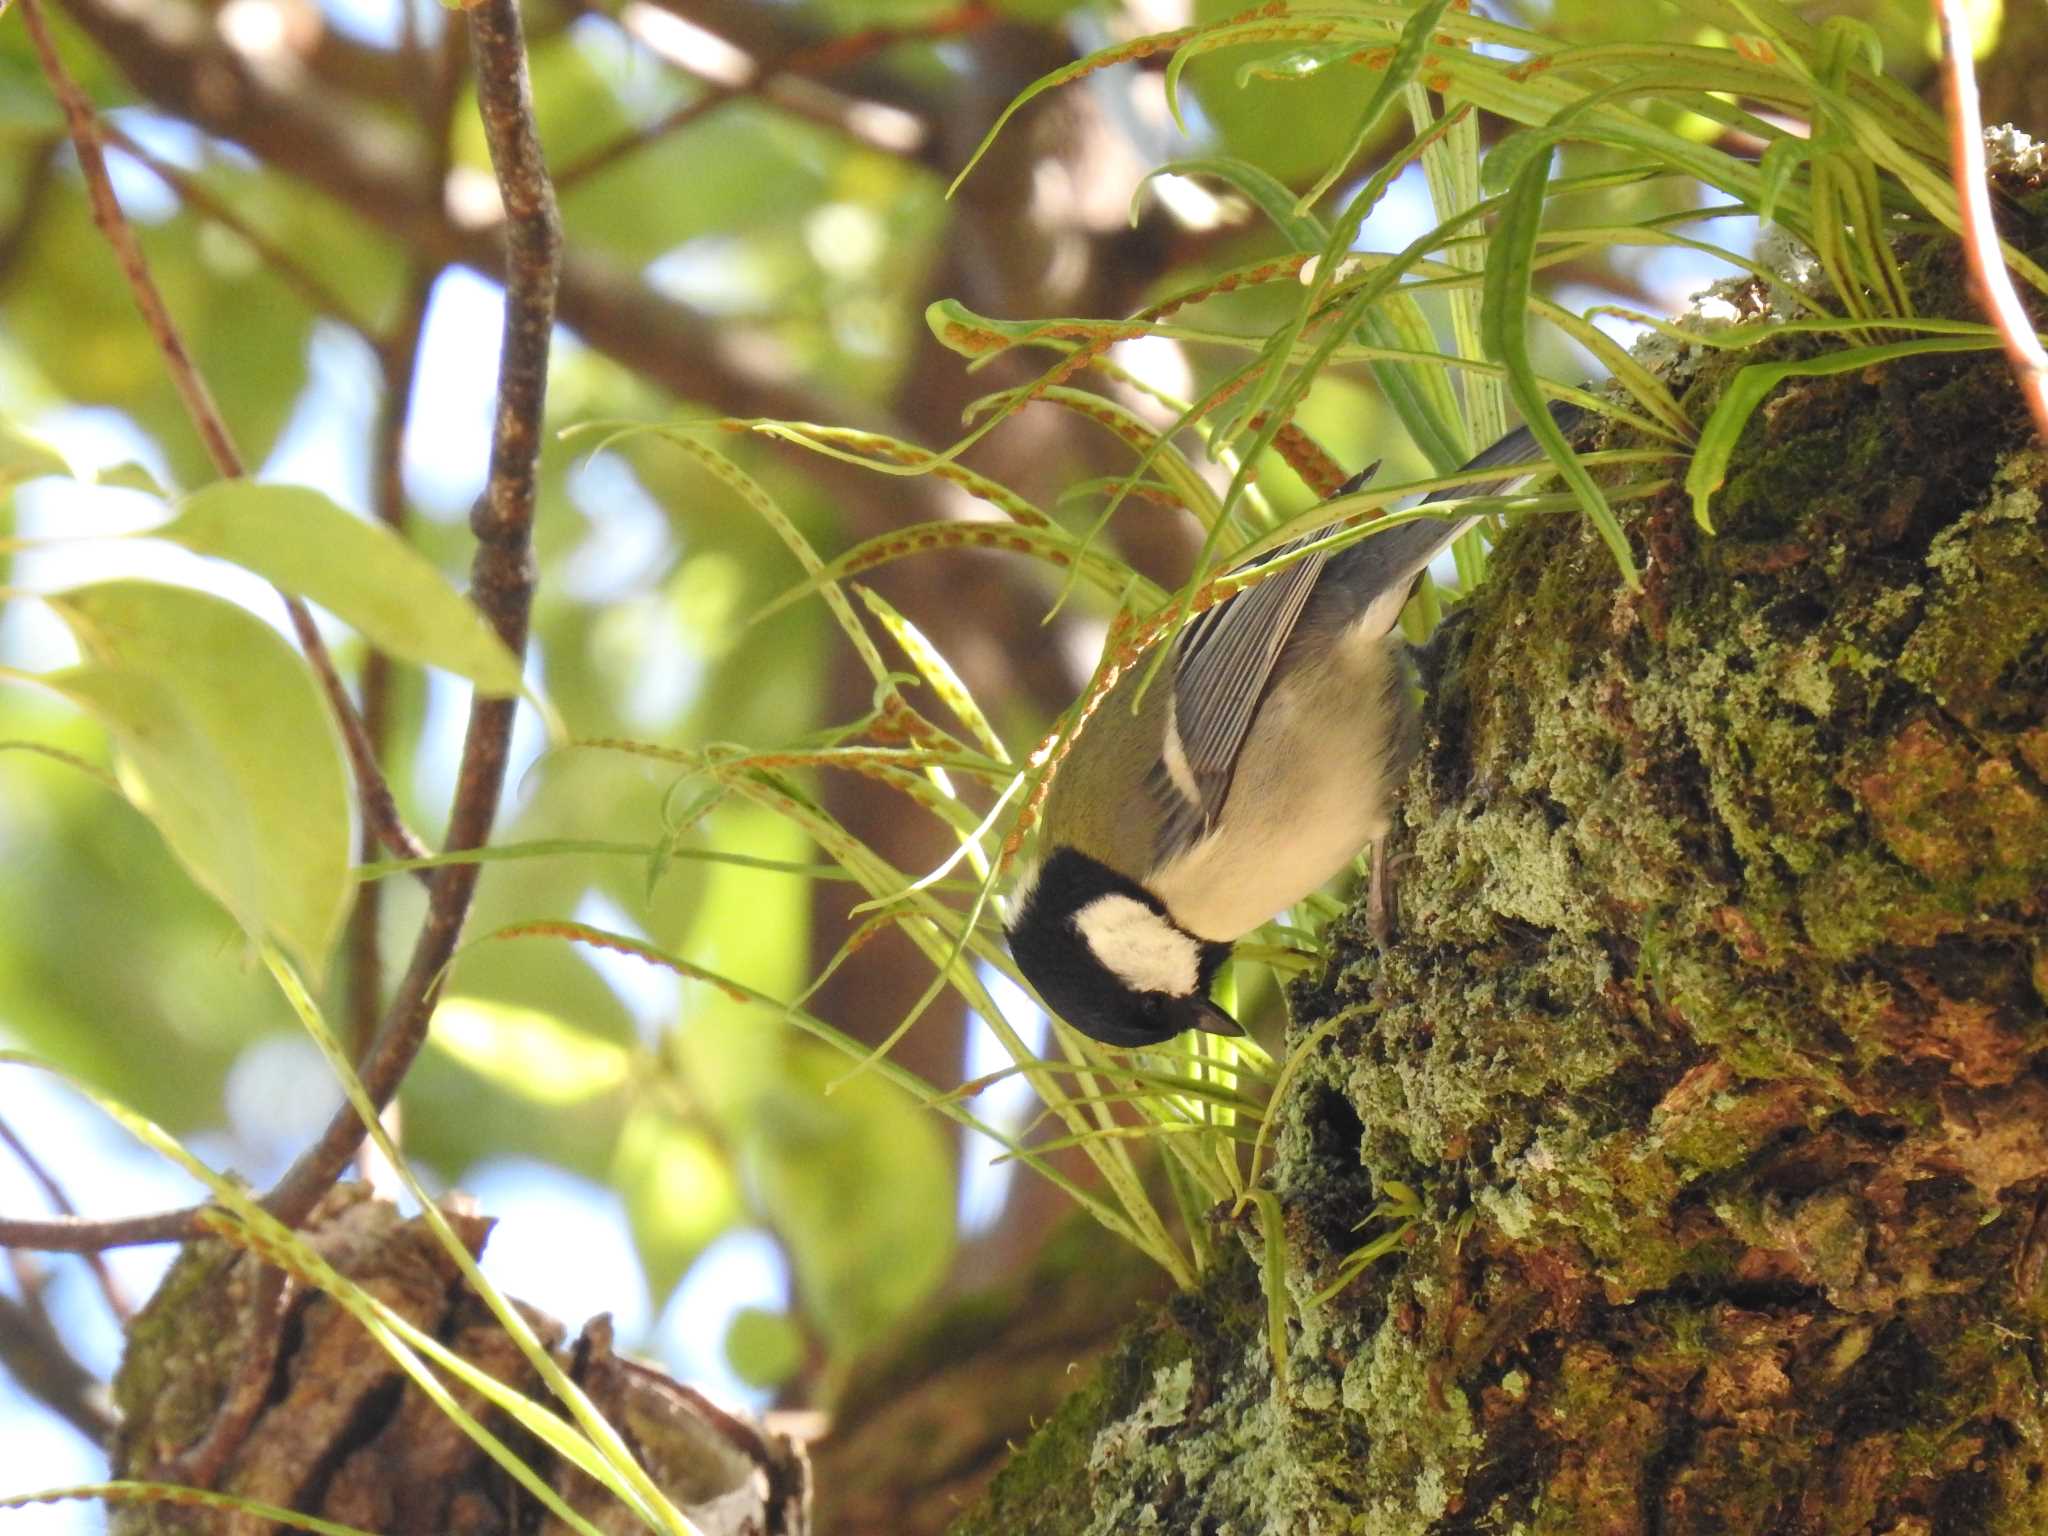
[[1182, 996, 1244, 1037]]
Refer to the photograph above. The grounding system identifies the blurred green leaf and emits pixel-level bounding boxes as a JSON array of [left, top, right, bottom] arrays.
[[0, 418, 71, 491], [30, 580, 352, 977], [427, 996, 632, 1104], [753, 1053, 955, 1353], [94, 459, 168, 497], [723, 1307, 805, 1390], [2, 183, 309, 487], [155, 482, 527, 695], [616, 1107, 742, 1304]]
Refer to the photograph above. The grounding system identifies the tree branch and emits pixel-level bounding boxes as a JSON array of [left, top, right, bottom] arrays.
[[0, 1260, 117, 1446], [1, 0, 559, 1249], [21, 0, 433, 872], [0, 1116, 128, 1321], [257, 0, 561, 1231], [1936, 0, 2048, 440]]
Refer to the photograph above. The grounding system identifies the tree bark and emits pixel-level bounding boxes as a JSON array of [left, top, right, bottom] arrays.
[[107, 1186, 808, 1536], [953, 187, 2048, 1535]]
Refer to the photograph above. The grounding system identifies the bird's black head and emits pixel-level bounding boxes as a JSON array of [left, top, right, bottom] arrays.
[[1006, 847, 1240, 1049]]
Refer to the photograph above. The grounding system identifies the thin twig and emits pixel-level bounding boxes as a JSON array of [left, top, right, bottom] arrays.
[[346, 268, 435, 1127], [2, 0, 554, 1252], [98, 120, 374, 336], [17, 0, 433, 871], [0, 1259, 117, 1445], [0, 1115, 130, 1321], [257, 0, 559, 1232], [0, 1208, 202, 1251], [347, 3, 462, 1137], [1936, 0, 2048, 441], [21, 0, 234, 471]]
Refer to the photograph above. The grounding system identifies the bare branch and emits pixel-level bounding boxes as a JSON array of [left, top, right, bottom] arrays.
[[0, 1262, 117, 1446], [1, 0, 560, 1251], [0, 1208, 203, 1251], [257, 0, 561, 1231], [0, 1116, 129, 1321], [347, 268, 436, 1081], [21, 0, 238, 476], [1937, 0, 2048, 440]]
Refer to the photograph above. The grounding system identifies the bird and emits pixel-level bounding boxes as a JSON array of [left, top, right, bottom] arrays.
[[1004, 401, 1585, 1048]]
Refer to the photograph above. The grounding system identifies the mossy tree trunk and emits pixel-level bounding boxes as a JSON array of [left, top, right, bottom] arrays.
[[957, 214, 2048, 1534]]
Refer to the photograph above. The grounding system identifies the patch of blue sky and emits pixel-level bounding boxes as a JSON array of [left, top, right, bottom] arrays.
[[572, 889, 681, 1049], [462, 1156, 654, 1341], [1345, 161, 1440, 253], [564, 453, 675, 604], [222, 1035, 346, 1179], [0, 1068, 194, 1373], [3, 435, 283, 674], [403, 267, 507, 516], [646, 237, 778, 317], [260, 321, 379, 514], [0, 1060, 200, 1531], [318, 0, 434, 50], [650, 1228, 790, 1413], [0, 1391, 103, 1535]]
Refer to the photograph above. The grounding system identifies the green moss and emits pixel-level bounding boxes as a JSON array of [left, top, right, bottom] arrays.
[[109, 1237, 242, 1473], [956, 186, 2048, 1536]]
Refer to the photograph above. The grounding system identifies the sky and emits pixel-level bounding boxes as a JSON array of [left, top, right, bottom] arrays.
[[0, 0, 1762, 1527]]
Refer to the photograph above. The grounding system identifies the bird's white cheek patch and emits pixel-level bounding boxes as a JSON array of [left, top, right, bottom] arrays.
[[1072, 894, 1200, 997]]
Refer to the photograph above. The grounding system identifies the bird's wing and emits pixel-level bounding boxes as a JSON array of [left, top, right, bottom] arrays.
[[1146, 532, 1330, 862], [1148, 402, 1582, 862]]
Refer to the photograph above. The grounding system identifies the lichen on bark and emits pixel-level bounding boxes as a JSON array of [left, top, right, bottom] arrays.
[[957, 162, 2048, 1536]]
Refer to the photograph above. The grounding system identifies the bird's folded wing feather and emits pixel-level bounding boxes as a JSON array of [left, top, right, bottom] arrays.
[[1149, 402, 1582, 862]]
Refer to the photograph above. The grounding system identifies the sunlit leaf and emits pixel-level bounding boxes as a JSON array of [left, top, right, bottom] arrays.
[[29, 581, 352, 977], [154, 482, 526, 695], [0, 418, 72, 492], [615, 1107, 741, 1303], [428, 996, 632, 1104], [723, 1307, 805, 1390]]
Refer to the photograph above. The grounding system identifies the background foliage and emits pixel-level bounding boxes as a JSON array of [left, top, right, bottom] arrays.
[[0, 0, 2032, 1525]]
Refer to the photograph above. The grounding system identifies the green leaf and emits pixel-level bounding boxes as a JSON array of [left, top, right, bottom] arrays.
[[427, 996, 632, 1104], [753, 1054, 955, 1354], [94, 460, 168, 498], [1685, 336, 1998, 531], [1477, 142, 1639, 587], [1139, 156, 1325, 249], [0, 418, 72, 492], [1293, 0, 1456, 214], [32, 580, 352, 977], [615, 1107, 741, 1304], [723, 1307, 805, 1390], [153, 482, 526, 695]]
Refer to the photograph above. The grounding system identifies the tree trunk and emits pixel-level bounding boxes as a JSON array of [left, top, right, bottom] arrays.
[[953, 188, 2048, 1535]]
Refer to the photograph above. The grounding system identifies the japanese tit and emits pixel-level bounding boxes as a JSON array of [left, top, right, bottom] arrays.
[[1005, 402, 1584, 1048]]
